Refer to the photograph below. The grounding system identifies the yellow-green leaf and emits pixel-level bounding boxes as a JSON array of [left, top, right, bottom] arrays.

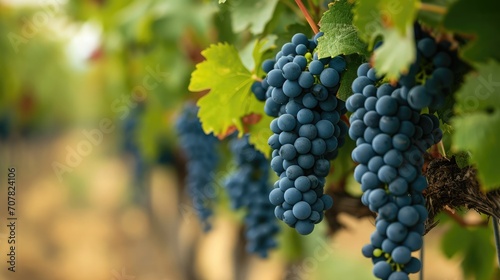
[[189, 42, 272, 156], [373, 26, 416, 81]]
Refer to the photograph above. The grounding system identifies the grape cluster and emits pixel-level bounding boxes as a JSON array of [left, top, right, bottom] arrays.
[[254, 32, 348, 235], [176, 103, 219, 231], [347, 60, 443, 280], [224, 135, 279, 257], [398, 24, 459, 111]]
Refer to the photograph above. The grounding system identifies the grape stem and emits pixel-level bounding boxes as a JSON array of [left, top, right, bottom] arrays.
[[438, 141, 446, 157], [251, 74, 263, 82], [419, 3, 447, 15], [295, 0, 320, 34]]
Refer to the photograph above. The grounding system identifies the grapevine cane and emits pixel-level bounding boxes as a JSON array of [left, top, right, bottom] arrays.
[[295, 0, 319, 34]]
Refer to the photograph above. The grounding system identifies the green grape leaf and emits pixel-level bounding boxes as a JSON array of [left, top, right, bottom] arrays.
[[317, 0, 368, 58], [373, 26, 416, 81], [441, 223, 496, 280], [353, 0, 418, 80], [229, 0, 279, 35], [452, 61, 500, 190], [338, 54, 365, 101], [219, 0, 227, 3], [443, 0, 500, 63], [189, 43, 272, 156]]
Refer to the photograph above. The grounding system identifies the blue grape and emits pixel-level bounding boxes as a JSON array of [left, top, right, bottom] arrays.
[[368, 156, 385, 172], [352, 76, 374, 93], [278, 114, 296, 131], [381, 239, 398, 253], [293, 55, 307, 69], [295, 220, 314, 234], [388, 271, 410, 280], [417, 37, 436, 58], [403, 231, 423, 251], [373, 261, 392, 279], [271, 88, 288, 105], [262, 59, 275, 73], [316, 120, 335, 139], [299, 124, 318, 140], [282, 42, 296, 56], [309, 60, 324, 75], [283, 80, 303, 97], [293, 201, 312, 219], [368, 189, 388, 209], [298, 71, 315, 88], [379, 116, 401, 135], [376, 95, 398, 116], [408, 85, 431, 110], [329, 56, 346, 72], [319, 68, 340, 87], [279, 131, 298, 145], [386, 222, 408, 242], [357, 62, 370, 76], [384, 149, 404, 167], [284, 188, 302, 204], [432, 52, 451, 67], [391, 246, 412, 264], [292, 33, 309, 46], [397, 206, 419, 227], [267, 69, 285, 87], [302, 92, 319, 108], [282, 62, 302, 80], [403, 257, 422, 274], [352, 143, 376, 164]]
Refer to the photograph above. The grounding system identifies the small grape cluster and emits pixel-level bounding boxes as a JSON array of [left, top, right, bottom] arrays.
[[176, 103, 219, 231], [347, 61, 443, 280], [253, 32, 348, 235], [224, 135, 279, 257], [399, 24, 459, 111]]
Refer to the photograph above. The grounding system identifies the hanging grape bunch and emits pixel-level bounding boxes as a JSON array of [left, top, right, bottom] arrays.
[[254, 32, 348, 235], [347, 23, 461, 280], [176, 103, 220, 231], [224, 135, 279, 257]]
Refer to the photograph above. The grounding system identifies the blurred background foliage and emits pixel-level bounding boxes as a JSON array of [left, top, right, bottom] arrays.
[[0, 0, 495, 279]]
